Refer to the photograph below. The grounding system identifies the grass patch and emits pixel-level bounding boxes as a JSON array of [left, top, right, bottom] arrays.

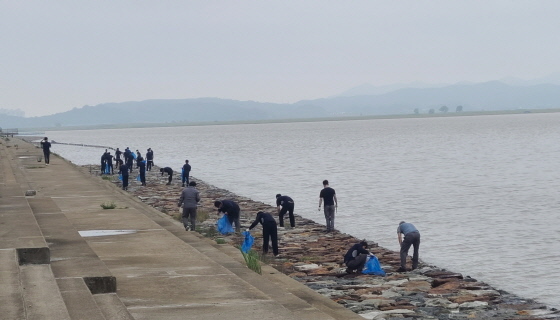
[[100, 202, 117, 209], [101, 176, 113, 181], [196, 208, 210, 223], [216, 238, 226, 244], [241, 249, 262, 275]]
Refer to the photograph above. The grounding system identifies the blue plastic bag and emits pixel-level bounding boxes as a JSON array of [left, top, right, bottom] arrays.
[[217, 215, 234, 234], [241, 231, 254, 253], [118, 174, 123, 181], [136, 175, 141, 181], [362, 255, 386, 276], [132, 152, 137, 160], [104, 163, 110, 174]]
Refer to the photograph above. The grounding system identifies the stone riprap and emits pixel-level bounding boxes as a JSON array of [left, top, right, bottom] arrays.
[[90, 165, 559, 320]]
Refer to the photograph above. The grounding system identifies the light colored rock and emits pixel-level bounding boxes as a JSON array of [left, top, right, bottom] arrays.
[[359, 311, 383, 319], [424, 298, 459, 309], [293, 263, 320, 271], [25, 190, 36, 196], [381, 289, 401, 298], [459, 301, 488, 309]]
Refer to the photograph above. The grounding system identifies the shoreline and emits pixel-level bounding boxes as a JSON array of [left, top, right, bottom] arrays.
[[84, 163, 558, 319], [18, 108, 560, 132]]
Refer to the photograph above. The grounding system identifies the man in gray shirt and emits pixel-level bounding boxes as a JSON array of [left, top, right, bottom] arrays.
[[397, 221, 420, 272], [178, 181, 201, 231]]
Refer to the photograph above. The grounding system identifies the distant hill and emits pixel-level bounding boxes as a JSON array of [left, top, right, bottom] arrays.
[[2, 81, 560, 129]]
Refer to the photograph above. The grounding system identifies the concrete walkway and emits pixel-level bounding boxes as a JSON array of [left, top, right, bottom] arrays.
[[0, 137, 363, 320]]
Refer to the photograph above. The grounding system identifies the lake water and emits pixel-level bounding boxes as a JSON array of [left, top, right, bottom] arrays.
[[44, 113, 560, 308]]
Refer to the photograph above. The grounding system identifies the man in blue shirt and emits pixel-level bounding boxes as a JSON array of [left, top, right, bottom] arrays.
[[397, 221, 420, 272]]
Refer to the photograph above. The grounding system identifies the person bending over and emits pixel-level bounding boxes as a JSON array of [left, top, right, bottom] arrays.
[[276, 194, 295, 228], [214, 200, 241, 233], [344, 241, 369, 274], [248, 211, 279, 256], [160, 167, 173, 185], [397, 221, 420, 272]]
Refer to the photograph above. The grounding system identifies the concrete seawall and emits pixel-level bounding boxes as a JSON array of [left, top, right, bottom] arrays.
[[1, 137, 363, 319]]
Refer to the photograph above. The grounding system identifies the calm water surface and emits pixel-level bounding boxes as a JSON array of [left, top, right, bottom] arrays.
[[45, 113, 560, 308]]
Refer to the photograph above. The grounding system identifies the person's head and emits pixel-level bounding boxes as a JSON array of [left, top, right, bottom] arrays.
[[185, 159, 189, 164], [159, 168, 164, 173], [188, 181, 196, 187], [44, 137, 48, 141], [399, 221, 406, 225], [276, 194, 281, 198], [257, 211, 264, 215], [360, 240, 368, 248], [116, 148, 120, 150], [214, 200, 222, 208], [323, 180, 329, 186]]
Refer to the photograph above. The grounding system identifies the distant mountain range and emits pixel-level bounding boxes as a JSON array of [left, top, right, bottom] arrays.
[[2, 80, 560, 129]]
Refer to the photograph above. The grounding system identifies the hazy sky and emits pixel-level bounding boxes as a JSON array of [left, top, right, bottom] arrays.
[[2, 1, 560, 117]]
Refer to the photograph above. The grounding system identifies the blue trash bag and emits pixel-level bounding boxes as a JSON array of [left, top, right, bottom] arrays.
[[131, 152, 137, 160], [241, 231, 254, 253], [217, 215, 234, 234], [136, 175, 141, 181], [118, 174, 123, 181], [362, 255, 386, 276], [104, 163, 110, 174]]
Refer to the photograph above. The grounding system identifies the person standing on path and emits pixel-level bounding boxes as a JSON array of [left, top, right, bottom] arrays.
[[115, 148, 122, 165], [214, 200, 241, 233], [146, 148, 154, 171], [40, 137, 51, 165], [137, 156, 146, 186], [344, 241, 370, 274], [276, 194, 295, 228], [119, 163, 129, 190], [181, 160, 191, 187], [178, 181, 200, 231], [124, 147, 134, 173], [248, 211, 279, 256], [397, 221, 421, 272], [318, 180, 337, 233], [160, 167, 173, 185]]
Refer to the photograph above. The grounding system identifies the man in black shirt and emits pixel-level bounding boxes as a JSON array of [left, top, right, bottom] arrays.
[[40, 137, 51, 165], [146, 148, 154, 171], [344, 241, 369, 274], [318, 180, 337, 232], [214, 200, 241, 233], [276, 194, 295, 228], [160, 167, 173, 185], [248, 211, 279, 256], [182, 160, 191, 187]]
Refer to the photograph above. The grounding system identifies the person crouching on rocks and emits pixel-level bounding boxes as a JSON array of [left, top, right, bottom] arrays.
[[248, 211, 279, 256], [160, 167, 173, 185], [344, 240, 369, 274]]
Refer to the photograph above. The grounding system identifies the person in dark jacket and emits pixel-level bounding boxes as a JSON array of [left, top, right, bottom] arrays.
[[40, 137, 52, 164], [137, 156, 146, 186], [276, 194, 295, 228], [181, 160, 191, 187], [160, 167, 173, 185], [248, 211, 279, 256], [214, 200, 241, 232], [146, 148, 154, 171], [124, 148, 133, 173], [119, 163, 129, 190], [344, 241, 369, 274], [178, 181, 201, 231]]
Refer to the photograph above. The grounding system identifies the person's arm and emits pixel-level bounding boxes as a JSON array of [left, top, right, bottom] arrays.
[[358, 245, 369, 255], [318, 197, 323, 211], [334, 194, 338, 208], [178, 192, 184, 207], [249, 213, 262, 230], [398, 232, 403, 246], [195, 191, 201, 203]]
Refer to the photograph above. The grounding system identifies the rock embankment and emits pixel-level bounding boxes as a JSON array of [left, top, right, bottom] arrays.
[[90, 165, 559, 320]]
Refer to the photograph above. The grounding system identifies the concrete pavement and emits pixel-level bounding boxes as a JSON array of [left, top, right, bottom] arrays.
[[0, 137, 363, 320]]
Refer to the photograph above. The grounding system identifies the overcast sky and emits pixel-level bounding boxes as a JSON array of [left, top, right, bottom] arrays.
[[2, 1, 560, 117]]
